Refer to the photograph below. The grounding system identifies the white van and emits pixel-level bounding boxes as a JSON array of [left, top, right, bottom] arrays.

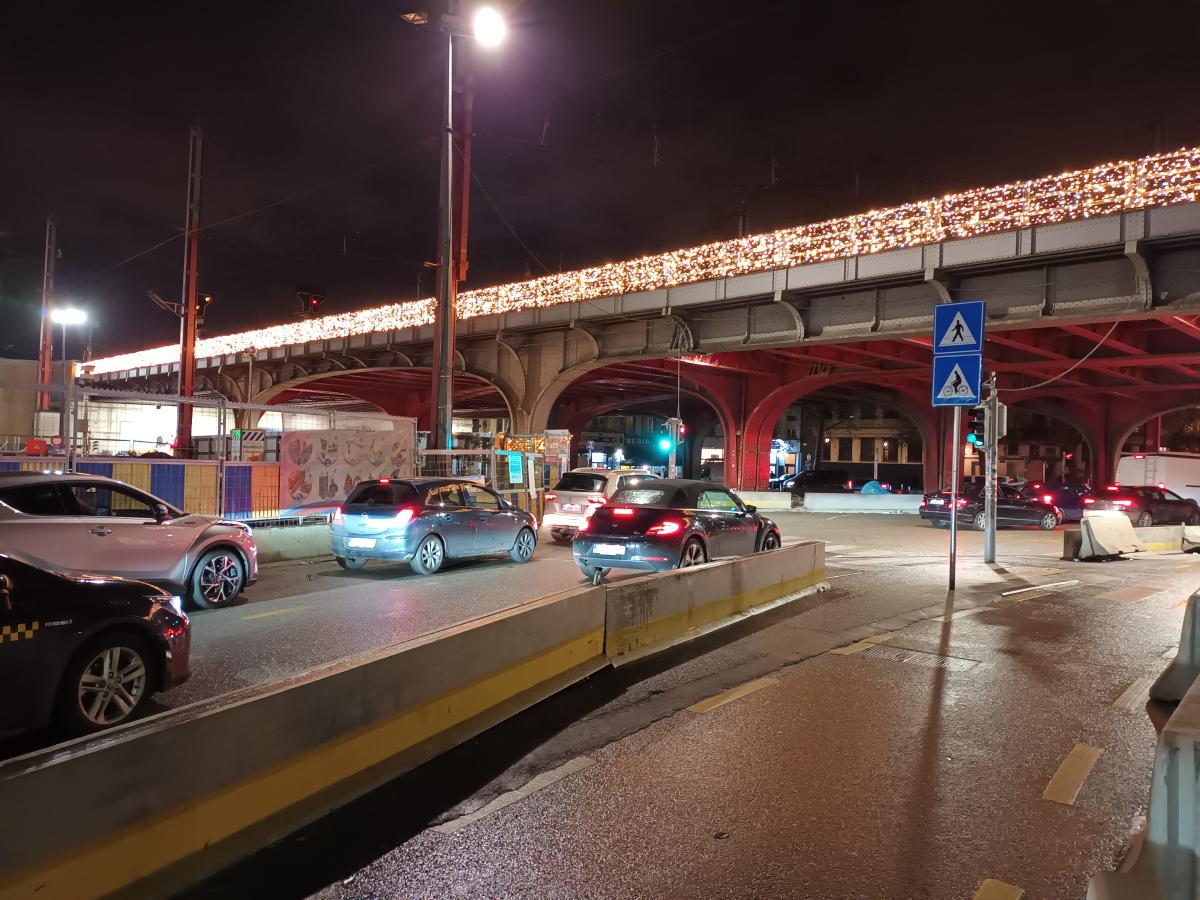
[[1114, 453, 1200, 503]]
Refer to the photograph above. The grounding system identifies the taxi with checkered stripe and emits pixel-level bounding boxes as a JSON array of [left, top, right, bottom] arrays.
[[0, 554, 190, 737]]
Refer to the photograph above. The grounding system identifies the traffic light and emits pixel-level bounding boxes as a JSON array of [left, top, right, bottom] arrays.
[[658, 437, 671, 452], [196, 292, 213, 323], [296, 285, 326, 317], [966, 406, 986, 448], [678, 422, 687, 437]]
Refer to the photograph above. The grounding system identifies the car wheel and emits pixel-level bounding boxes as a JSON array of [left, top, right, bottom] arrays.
[[336, 556, 367, 570], [679, 539, 707, 568], [58, 632, 155, 735], [760, 532, 781, 552], [1136, 511, 1153, 528], [1189, 512, 1200, 527], [578, 562, 608, 585], [1039, 512, 1058, 531], [511, 528, 536, 563], [551, 528, 574, 544], [410, 534, 445, 576], [972, 511, 987, 531], [191, 549, 245, 610]]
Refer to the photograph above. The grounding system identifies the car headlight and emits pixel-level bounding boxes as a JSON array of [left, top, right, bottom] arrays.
[[152, 594, 184, 614], [217, 519, 253, 535]]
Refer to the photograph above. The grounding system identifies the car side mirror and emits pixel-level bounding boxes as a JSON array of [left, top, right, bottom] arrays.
[[154, 503, 170, 523], [744, 504, 757, 515], [0, 574, 12, 612]]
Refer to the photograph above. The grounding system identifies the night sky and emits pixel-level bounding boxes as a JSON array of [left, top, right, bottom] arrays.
[[2, 0, 1197, 360]]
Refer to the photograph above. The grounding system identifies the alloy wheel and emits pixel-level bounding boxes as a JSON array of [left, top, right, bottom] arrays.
[[77, 646, 147, 727], [681, 541, 705, 567], [515, 530, 535, 560], [200, 555, 241, 606], [420, 538, 444, 570], [762, 534, 780, 551]]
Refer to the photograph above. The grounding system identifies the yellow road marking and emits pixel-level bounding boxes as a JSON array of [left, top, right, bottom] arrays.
[[242, 605, 311, 621], [688, 676, 778, 713], [935, 608, 984, 623], [1042, 743, 1102, 805], [973, 879, 1023, 900], [1112, 677, 1153, 712], [828, 633, 893, 655]]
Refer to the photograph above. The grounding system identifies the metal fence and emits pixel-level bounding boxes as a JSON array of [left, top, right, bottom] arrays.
[[417, 448, 563, 523]]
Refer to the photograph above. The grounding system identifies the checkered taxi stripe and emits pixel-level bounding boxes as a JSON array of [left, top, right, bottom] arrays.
[[1, 622, 39, 642]]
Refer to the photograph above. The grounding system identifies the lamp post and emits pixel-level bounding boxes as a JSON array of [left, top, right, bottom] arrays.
[[427, 4, 505, 450], [50, 306, 87, 457]]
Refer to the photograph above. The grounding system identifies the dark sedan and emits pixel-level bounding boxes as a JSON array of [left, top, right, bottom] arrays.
[[920, 483, 1062, 531], [0, 554, 191, 738], [1020, 482, 1092, 522], [331, 477, 538, 575], [1084, 485, 1200, 526], [573, 479, 782, 583]]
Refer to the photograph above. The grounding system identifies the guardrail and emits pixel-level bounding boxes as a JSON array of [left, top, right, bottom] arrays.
[[0, 542, 825, 899]]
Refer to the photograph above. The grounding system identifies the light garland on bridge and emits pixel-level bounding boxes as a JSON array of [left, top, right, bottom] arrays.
[[90, 146, 1200, 375]]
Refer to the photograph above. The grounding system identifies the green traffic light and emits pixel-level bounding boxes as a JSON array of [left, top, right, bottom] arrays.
[[658, 438, 671, 451]]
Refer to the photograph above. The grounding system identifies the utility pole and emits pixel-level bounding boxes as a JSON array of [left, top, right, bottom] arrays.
[[177, 123, 204, 457], [37, 215, 56, 411], [429, 22, 457, 450]]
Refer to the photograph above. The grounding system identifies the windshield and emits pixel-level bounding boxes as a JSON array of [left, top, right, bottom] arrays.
[[554, 473, 608, 492]]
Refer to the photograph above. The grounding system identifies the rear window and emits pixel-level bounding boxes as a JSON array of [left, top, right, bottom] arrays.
[[609, 488, 680, 507], [554, 473, 608, 493], [344, 483, 419, 506]]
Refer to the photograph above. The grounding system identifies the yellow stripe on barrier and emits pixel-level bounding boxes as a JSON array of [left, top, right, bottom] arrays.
[[606, 568, 826, 660], [0, 626, 605, 900]]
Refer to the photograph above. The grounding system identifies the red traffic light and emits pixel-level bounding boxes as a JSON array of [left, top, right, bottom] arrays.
[[679, 423, 687, 436]]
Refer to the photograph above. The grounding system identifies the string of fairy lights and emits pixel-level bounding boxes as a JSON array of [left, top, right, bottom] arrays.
[[89, 147, 1200, 375]]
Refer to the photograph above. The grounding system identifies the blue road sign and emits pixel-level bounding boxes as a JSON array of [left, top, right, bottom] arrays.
[[932, 353, 982, 406], [933, 300, 985, 355]]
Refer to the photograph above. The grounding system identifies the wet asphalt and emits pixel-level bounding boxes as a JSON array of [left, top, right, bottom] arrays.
[[177, 514, 1200, 899]]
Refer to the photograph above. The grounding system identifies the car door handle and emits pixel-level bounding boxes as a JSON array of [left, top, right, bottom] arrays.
[[89, 527, 112, 536]]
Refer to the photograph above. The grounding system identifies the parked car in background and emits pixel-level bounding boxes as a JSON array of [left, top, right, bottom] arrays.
[[0, 472, 258, 610], [919, 483, 1062, 531], [573, 479, 781, 583], [1020, 482, 1092, 522], [788, 468, 852, 498], [332, 477, 538, 575], [542, 468, 660, 542], [0, 554, 190, 737], [1083, 484, 1200, 526], [1115, 453, 1200, 504]]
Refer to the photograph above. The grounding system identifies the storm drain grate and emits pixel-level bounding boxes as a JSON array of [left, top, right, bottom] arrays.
[[860, 643, 979, 671]]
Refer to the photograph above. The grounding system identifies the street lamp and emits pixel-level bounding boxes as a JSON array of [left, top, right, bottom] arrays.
[[49, 306, 86, 458], [427, 3, 506, 450], [50, 307, 87, 366]]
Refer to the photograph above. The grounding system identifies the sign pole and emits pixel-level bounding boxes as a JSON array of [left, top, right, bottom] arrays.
[[983, 373, 998, 564], [949, 406, 961, 590]]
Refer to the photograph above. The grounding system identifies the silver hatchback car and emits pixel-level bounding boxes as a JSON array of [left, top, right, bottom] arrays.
[[331, 477, 538, 575], [0, 472, 258, 610]]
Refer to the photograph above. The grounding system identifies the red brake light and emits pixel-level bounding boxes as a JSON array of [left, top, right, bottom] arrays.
[[393, 507, 416, 526], [612, 507, 636, 517], [1135, 454, 1146, 459], [955, 498, 968, 508], [545, 493, 557, 501], [1083, 498, 1095, 505], [1106, 485, 1120, 492], [1114, 499, 1133, 507], [919, 498, 927, 508], [577, 517, 590, 532], [333, 507, 344, 525], [646, 520, 684, 536], [1042, 494, 1053, 504], [1158, 482, 1166, 489], [587, 496, 606, 505], [379, 478, 390, 485]]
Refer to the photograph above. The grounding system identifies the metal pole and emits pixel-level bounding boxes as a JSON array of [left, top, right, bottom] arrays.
[[983, 374, 998, 564], [949, 406, 962, 590], [429, 28, 457, 450], [37, 215, 56, 412], [177, 123, 204, 458], [873, 442, 879, 481], [64, 379, 77, 471], [58, 320, 68, 442], [216, 397, 227, 518]]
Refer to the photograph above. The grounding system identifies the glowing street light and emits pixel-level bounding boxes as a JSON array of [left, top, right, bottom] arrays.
[[50, 307, 87, 326], [472, 6, 506, 46]]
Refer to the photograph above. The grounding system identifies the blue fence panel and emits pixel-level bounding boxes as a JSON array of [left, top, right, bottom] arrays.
[[223, 465, 252, 517], [0, 461, 18, 472], [149, 464, 186, 510], [76, 462, 114, 478]]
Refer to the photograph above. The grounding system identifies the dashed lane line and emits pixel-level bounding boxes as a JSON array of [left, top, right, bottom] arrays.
[[431, 756, 595, 835], [1042, 743, 1103, 806], [688, 676, 779, 713], [973, 879, 1023, 900], [1112, 676, 1154, 713]]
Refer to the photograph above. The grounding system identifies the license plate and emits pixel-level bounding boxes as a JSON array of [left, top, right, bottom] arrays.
[[929, 499, 944, 506], [594, 543, 625, 556], [562, 503, 582, 512], [348, 537, 377, 549]]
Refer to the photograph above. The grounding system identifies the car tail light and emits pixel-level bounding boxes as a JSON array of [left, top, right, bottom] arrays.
[[379, 478, 390, 485], [1158, 482, 1166, 489], [646, 520, 684, 536], [955, 498, 968, 508], [577, 517, 590, 533], [1083, 497, 1095, 505], [1113, 499, 1133, 507], [1135, 454, 1146, 459], [587, 496, 606, 505], [845, 480, 854, 490], [393, 507, 416, 526], [919, 498, 927, 509], [545, 493, 557, 501], [1042, 494, 1053, 505], [1032, 483, 1042, 490], [333, 507, 344, 525], [612, 507, 636, 517], [1106, 484, 1120, 492]]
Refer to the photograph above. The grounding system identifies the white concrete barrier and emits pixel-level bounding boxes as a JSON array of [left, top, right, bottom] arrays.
[[604, 540, 826, 664], [251, 522, 332, 563], [1088, 635, 1200, 899], [1151, 589, 1200, 703], [801, 493, 923, 514], [1068, 524, 1184, 560], [1184, 525, 1200, 553], [1078, 513, 1146, 560]]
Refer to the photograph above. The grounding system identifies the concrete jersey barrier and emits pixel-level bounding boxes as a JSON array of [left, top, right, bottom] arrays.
[[604, 540, 826, 664], [1152, 589, 1200, 703], [801, 493, 923, 514], [1077, 514, 1146, 560], [0, 585, 608, 900], [1066, 523, 1186, 560]]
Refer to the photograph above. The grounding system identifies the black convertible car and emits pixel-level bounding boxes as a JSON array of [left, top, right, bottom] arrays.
[[920, 483, 1062, 531], [573, 479, 782, 583]]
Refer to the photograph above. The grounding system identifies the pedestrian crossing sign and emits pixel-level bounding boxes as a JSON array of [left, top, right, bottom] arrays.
[[933, 300, 985, 355], [931, 353, 982, 406]]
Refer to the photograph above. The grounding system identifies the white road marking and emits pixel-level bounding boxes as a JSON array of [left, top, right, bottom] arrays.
[[431, 756, 595, 835], [1112, 676, 1153, 713], [1000, 580, 1079, 597]]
